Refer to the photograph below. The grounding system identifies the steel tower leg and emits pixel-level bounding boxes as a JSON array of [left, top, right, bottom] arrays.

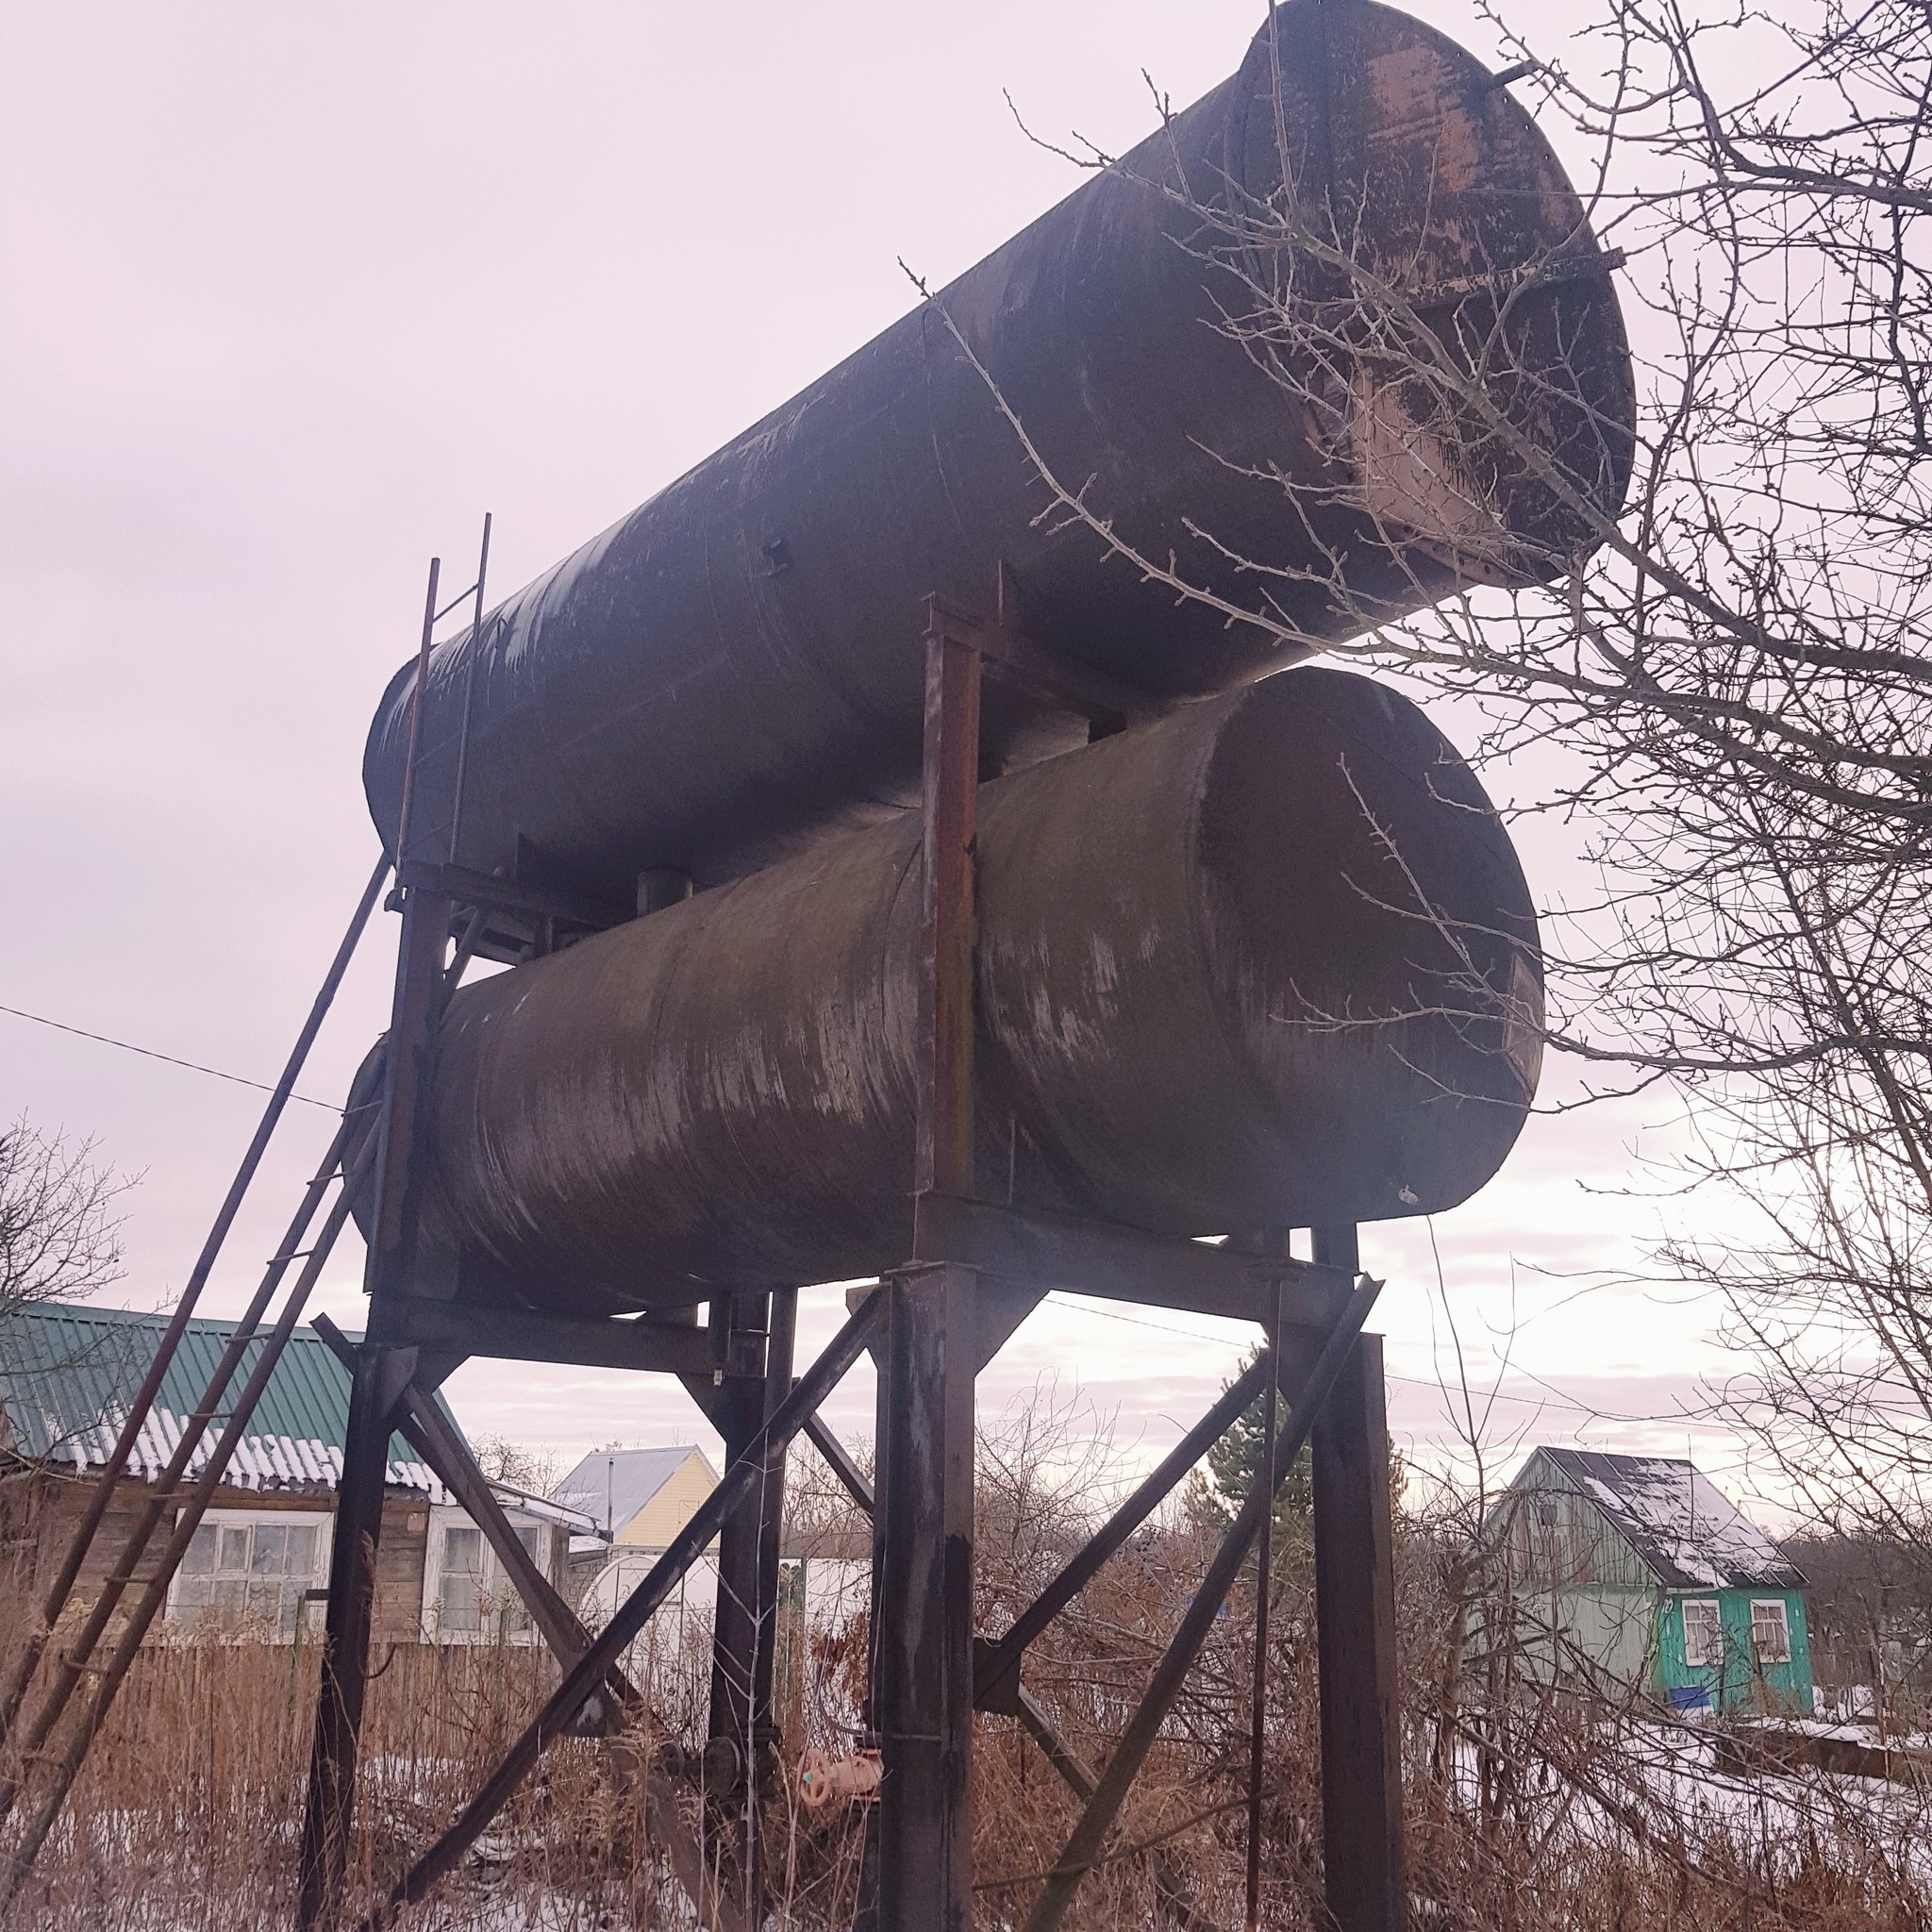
[[298, 1342, 407, 1929], [300, 558, 456, 1928], [1311, 1226, 1407, 1932], [864, 601, 984, 1929], [708, 1291, 772, 1782], [704, 1285, 797, 1924], [874, 1261, 976, 1932]]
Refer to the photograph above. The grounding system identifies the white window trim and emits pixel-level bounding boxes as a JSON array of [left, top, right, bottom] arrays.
[[166, 1505, 333, 1641], [1750, 1596, 1793, 1665], [420, 1504, 553, 1644], [1680, 1597, 1723, 1669]]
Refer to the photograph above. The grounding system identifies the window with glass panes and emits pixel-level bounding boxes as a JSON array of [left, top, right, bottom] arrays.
[[171, 1512, 327, 1639], [425, 1510, 547, 1641], [1681, 1599, 1723, 1669], [1751, 1598, 1792, 1664]]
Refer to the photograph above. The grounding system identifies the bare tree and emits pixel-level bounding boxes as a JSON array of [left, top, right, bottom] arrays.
[[934, 0, 1932, 1550], [0, 1116, 129, 1324], [471, 1434, 562, 1496]]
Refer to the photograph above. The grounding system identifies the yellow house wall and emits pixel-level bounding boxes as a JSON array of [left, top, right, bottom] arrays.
[[613, 1453, 717, 1551]]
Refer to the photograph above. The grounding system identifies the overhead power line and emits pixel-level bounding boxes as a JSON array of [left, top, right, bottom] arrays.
[[0, 1002, 341, 1110]]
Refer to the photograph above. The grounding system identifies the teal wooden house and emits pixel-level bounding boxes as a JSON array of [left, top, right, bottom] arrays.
[[1490, 1448, 1812, 1718]]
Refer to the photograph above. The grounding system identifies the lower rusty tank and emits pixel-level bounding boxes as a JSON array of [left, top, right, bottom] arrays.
[[364, 0, 1630, 902], [415, 668, 1541, 1313]]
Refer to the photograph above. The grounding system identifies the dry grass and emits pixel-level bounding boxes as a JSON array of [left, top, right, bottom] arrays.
[[4, 1440, 1930, 1928]]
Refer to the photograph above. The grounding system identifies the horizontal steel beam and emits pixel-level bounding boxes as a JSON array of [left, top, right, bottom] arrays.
[[911, 1192, 1353, 1326], [381, 1293, 760, 1377], [396, 858, 630, 933]]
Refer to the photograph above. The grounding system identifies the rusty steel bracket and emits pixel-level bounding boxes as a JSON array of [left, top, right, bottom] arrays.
[[395, 858, 630, 936], [924, 591, 1163, 738]]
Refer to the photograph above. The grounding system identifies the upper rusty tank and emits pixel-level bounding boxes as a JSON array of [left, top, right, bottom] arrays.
[[412, 668, 1541, 1313], [363, 0, 1631, 902]]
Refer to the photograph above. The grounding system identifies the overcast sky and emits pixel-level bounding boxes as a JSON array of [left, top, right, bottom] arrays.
[[0, 2, 1770, 1513]]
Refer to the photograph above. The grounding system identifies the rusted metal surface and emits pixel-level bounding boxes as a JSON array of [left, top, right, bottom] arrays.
[[406, 668, 1538, 1313], [918, 616, 981, 1198], [361, 0, 1630, 906]]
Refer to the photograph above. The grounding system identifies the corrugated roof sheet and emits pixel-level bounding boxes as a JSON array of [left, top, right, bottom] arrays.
[[0, 1302, 446, 1498], [553, 1445, 712, 1540], [1519, 1447, 1807, 1592]]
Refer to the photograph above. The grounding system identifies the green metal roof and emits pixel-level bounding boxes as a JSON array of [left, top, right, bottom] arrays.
[[0, 1301, 452, 1496]]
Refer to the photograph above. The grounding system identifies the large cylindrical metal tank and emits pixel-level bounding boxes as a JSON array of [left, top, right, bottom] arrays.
[[416, 668, 1541, 1314], [364, 0, 1631, 902]]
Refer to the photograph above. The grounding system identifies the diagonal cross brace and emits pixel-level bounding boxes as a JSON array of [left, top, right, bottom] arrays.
[[352, 1291, 884, 1931], [974, 1348, 1274, 1710], [804, 1382, 1225, 1932], [308, 1316, 630, 1715], [1023, 1275, 1385, 1932], [308, 1314, 741, 1930]]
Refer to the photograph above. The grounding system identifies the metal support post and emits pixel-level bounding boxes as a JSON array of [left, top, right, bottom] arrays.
[[704, 1284, 798, 1924], [300, 557, 456, 1929], [869, 605, 983, 1930], [874, 1261, 977, 1932], [1310, 1227, 1407, 1932], [751, 1286, 798, 1762], [709, 1291, 773, 1788], [299, 1340, 412, 1929]]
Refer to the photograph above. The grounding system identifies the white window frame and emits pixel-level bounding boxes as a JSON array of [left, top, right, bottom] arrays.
[[1750, 1597, 1792, 1665], [167, 1506, 332, 1642], [1681, 1598, 1724, 1669], [421, 1505, 554, 1644]]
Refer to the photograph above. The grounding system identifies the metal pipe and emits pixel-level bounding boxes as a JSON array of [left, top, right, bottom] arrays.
[[391, 558, 441, 870], [360, 0, 1630, 902], [1022, 1274, 1384, 1932], [0, 852, 388, 1755], [445, 514, 491, 866]]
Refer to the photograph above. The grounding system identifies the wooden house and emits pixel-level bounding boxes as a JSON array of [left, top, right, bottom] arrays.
[[0, 1302, 599, 1647], [554, 1443, 718, 1557], [1489, 1447, 1813, 1717]]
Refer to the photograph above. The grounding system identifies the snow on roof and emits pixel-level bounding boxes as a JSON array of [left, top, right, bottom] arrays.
[[1518, 1448, 1806, 1592], [0, 1302, 443, 1497], [552, 1444, 712, 1540]]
